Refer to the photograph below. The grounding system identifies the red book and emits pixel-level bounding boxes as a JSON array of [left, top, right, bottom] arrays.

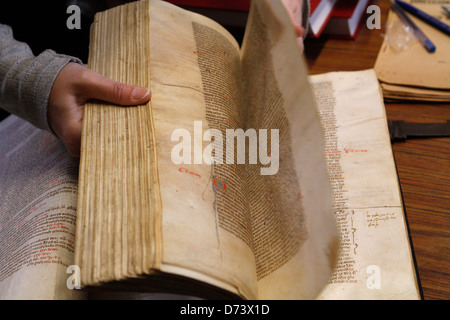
[[323, 0, 371, 39], [164, 0, 250, 11], [308, 0, 338, 38], [310, 0, 322, 14]]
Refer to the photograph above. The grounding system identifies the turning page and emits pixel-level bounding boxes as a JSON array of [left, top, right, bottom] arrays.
[[240, 0, 338, 299]]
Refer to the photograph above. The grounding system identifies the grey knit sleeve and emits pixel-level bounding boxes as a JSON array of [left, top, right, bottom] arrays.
[[0, 23, 83, 133]]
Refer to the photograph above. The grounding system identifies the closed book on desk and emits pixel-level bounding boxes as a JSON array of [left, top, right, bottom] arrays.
[[309, 0, 339, 37], [323, 0, 370, 39]]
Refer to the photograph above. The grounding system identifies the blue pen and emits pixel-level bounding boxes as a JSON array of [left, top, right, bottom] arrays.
[[396, 0, 450, 36], [391, 3, 436, 53]]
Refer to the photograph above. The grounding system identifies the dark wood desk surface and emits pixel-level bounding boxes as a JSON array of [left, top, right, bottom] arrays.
[[304, 0, 449, 300]]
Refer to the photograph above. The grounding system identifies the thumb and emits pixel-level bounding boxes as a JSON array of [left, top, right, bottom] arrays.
[[80, 68, 151, 105]]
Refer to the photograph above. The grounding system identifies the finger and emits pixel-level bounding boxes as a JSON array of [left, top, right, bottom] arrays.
[[297, 37, 305, 52], [80, 69, 151, 106], [293, 23, 305, 38]]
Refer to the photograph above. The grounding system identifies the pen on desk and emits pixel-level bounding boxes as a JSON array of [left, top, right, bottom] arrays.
[[391, 2, 436, 53], [395, 0, 450, 36], [443, 6, 450, 15]]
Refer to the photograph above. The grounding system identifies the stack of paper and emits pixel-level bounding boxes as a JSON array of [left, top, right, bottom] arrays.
[[374, 1, 450, 102]]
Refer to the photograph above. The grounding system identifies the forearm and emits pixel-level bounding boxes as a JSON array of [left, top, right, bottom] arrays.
[[0, 23, 82, 132]]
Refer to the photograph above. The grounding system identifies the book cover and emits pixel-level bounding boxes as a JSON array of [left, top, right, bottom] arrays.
[[323, 0, 370, 39], [309, 0, 339, 37]]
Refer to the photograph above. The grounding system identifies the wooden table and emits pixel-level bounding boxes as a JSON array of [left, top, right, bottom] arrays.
[[304, 0, 449, 300]]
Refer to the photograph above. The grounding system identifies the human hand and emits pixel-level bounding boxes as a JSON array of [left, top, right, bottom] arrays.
[[282, 0, 306, 51], [48, 62, 151, 157]]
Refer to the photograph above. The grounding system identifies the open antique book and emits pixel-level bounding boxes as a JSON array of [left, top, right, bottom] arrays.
[[0, 0, 420, 300], [75, 0, 337, 300]]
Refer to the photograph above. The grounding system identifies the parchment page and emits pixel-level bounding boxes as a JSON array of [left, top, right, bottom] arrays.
[[311, 70, 421, 300], [148, 0, 257, 299], [0, 115, 84, 299], [241, 0, 338, 299]]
